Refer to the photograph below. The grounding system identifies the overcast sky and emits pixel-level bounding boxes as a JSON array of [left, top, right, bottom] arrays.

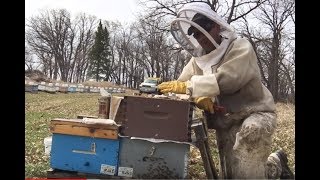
[[25, 0, 142, 23]]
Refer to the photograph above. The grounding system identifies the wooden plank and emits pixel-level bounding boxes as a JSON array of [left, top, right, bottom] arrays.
[[47, 168, 124, 179], [77, 115, 99, 119], [50, 123, 118, 139], [51, 118, 118, 129], [47, 168, 80, 178]]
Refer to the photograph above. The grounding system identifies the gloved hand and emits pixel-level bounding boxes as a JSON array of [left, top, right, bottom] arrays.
[[194, 97, 214, 113], [158, 80, 187, 94]]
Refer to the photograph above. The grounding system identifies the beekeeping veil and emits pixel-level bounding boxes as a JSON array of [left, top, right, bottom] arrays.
[[170, 2, 237, 58]]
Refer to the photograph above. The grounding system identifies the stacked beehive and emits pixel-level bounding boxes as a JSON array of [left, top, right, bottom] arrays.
[[68, 84, 77, 93], [25, 81, 38, 93], [49, 118, 120, 176], [45, 83, 56, 93], [115, 95, 194, 179], [59, 83, 69, 93], [48, 95, 194, 178]]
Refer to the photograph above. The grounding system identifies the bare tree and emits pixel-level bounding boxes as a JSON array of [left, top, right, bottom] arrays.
[[106, 21, 122, 84], [135, 17, 168, 78], [240, 0, 295, 102], [103, 15, 185, 88], [257, 0, 294, 101], [71, 13, 97, 83], [112, 24, 136, 86], [26, 9, 97, 83], [124, 36, 146, 89], [26, 9, 71, 81], [25, 45, 40, 71], [137, 0, 266, 31], [106, 21, 139, 87], [278, 38, 295, 103]]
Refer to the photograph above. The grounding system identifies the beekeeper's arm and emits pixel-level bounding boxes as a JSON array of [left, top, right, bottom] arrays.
[[187, 38, 258, 98], [177, 58, 195, 81], [158, 58, 194, 94]]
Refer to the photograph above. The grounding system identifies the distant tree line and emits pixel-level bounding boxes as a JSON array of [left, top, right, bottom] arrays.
[[25, 0, 294, 103]]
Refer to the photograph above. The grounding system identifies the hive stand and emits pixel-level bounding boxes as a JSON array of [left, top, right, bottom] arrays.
[[191, 117, 219, 179]]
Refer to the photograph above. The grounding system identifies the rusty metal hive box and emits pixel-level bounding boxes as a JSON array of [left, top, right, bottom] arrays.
[[120, 96, 193, 142], [117, 137, 190, 179]]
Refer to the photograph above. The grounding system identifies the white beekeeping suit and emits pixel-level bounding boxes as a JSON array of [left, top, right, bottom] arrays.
[[169, 2, 292, 179]]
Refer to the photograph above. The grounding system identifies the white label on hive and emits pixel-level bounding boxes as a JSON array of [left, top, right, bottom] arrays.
[[100, 164, 116, 175], [118, 166, 133, 177]]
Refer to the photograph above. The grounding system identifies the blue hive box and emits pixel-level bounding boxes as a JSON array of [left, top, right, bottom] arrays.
[[68, 85, 76, 93], [50, 118, 120, 176]]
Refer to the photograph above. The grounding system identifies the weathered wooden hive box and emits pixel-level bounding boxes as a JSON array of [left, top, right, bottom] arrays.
[[119, 95, 193, 142], [83, 86, 90, 93], [25, 82, 38, 93], [89, 86, 99, 93], [38, 81, 46, 91], [76, 84, 84, 93], [49, 118, 120, 176], [55, 83, 60, 91], [59, 87, 68, 93], [45, 83, 56, 93], [58, 84, 68, 93], [114, 95, 193, 178]]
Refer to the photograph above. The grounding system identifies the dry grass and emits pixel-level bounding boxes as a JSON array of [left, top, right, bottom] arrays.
[[273, 103, 295, 173]]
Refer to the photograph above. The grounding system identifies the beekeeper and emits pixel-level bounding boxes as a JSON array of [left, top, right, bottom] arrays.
[[158, 2, 294, 179]]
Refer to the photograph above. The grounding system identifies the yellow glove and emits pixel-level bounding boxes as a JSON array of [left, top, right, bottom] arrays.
[[158, 80, 187, 94], [194, 97, 214, 113]]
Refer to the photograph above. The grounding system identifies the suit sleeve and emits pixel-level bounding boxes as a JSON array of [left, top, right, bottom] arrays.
[[189, 38, 259, 97], [177, 58, 195, 82]]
